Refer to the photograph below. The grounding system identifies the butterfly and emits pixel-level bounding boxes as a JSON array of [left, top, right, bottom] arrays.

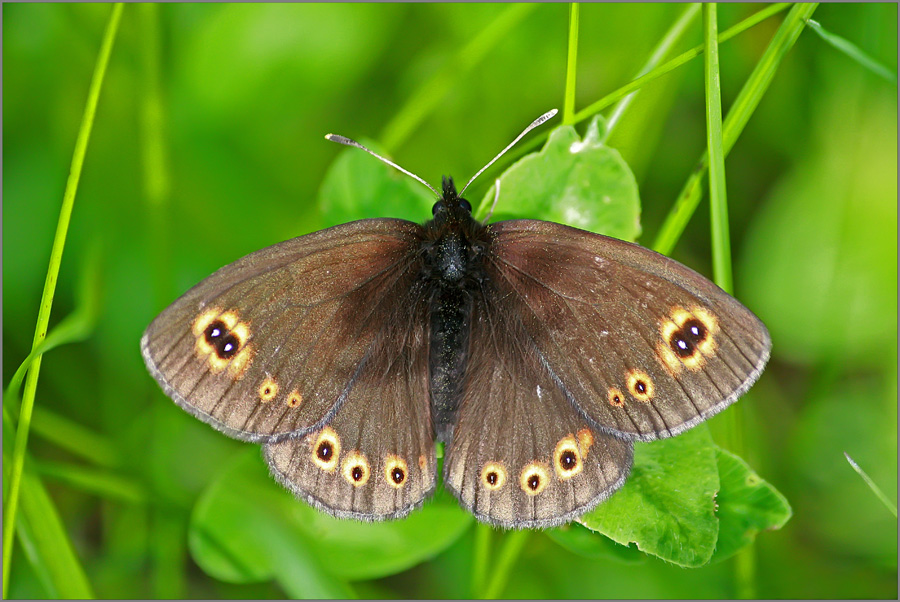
[[141, 110, 771, 528]]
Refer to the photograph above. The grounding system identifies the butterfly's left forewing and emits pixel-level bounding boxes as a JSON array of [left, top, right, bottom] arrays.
[[142, 219, 426, 443]]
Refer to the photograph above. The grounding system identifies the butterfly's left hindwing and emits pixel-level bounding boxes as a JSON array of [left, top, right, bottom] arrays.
[[143, 218, 439, 519], [264, 280, 436, 520]]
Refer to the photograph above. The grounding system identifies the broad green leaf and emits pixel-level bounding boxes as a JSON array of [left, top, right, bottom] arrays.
[[546, 523, 644, 564], [578, 427, 719, 567], [190, 448, 471, 595], [318, 139, 434, 226], [710, 447, 791, 563], [480, 115, 641, 241]]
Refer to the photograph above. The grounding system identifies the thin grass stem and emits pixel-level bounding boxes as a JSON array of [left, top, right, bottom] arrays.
[[1, 4, 123, 596], [653, 3, 819, 255], [563, 3, 580, 125]]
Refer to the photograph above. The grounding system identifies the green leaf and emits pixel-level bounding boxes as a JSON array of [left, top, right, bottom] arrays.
[[190, 448, 471, 596], [479, 115, 641, 241], [546, 523, 644, 564], [318, 140, 434, 227], [578, 427, 719, 567], [711, 447, 791, 563]]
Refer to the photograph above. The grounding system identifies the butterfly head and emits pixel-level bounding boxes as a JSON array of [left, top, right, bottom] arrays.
[[431, 176, 473, 227]]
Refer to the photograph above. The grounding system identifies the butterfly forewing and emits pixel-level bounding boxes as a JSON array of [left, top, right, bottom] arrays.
[[141, 219, 427, 442], [443, 282, 634, 528], [486, 220, 772, 442], [264, 282, 436, 521]]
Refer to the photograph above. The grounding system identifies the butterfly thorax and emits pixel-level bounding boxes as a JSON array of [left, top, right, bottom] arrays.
[[423, 177, 490, 442]]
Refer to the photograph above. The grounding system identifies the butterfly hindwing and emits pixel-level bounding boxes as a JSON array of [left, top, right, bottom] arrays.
[[141, 219, 427, 443], [485, 219, 772, 441], [443, 282, 634, 528], [264, 283, 436, 520]]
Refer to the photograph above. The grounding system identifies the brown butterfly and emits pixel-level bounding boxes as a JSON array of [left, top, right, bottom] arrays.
[[141, 111, 770, 528]]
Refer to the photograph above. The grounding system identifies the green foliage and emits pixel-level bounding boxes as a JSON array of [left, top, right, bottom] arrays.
[[190, 449, 471, 597], [3, 2, 896, 599], [479, 115, 641, 241], [581, 428, 720, 568]]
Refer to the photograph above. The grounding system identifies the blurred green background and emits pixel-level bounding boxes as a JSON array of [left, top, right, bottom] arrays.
[[3, 3, 897, 599]]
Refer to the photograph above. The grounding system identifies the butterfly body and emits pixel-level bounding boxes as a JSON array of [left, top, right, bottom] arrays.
[[142, 177, 770, 528]]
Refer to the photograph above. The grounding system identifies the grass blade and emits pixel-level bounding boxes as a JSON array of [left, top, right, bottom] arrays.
[[844, 453, 898, 518], [562, 3, 580, 125], [607, 3, 701, 134], [653, 3, 819, 255], [703, 3, 733, 295], [806, 18, 897, 83], [3, 408, 94, 598], [2, 4, 124, 596], [477, 3, 789, 188]]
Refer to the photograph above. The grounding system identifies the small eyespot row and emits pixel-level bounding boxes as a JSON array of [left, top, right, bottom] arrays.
[[657, 305, 719, 374], [478, 429, 596, 494], [384, 455, 409, 488], [192, 307, 254, 378], [287, 389, 303, 408], [553, 436, 583, 480], [607, 372, 655, 408], [307, 431, 414, 489], [481, 462, 507, 491], [607, 387, 625, 407]]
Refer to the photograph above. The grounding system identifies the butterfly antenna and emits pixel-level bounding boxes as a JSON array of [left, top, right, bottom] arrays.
[[459, 108, 558, 196], [324, 134, 439, 197], [482, 179, 501, 224]]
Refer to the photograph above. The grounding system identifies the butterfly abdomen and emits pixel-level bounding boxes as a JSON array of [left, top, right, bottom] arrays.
[[423, 185, 491, 443]]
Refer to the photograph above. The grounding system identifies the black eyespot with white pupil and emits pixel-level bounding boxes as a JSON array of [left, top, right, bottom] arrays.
[[204, 320, 239, 359], [391, 467, 405, 484], [527, 474, 541, 490], [560, 450, 578, 471], [317, 441, 333, 462], [670, 318, 708, 358], [486, 471, 498, 485], [351, 466, 364, 481]]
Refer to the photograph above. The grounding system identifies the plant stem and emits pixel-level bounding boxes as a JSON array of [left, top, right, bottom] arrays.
[[607, 3, 701, 134], [483, 530, 530, 598], [574, 3, 791, 124], [471, 522, 492, 595], [563, 3, 580, 125], [653, 3, 819, 256], [704, 3, 733, 295], [1, 4, 124, 596]]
